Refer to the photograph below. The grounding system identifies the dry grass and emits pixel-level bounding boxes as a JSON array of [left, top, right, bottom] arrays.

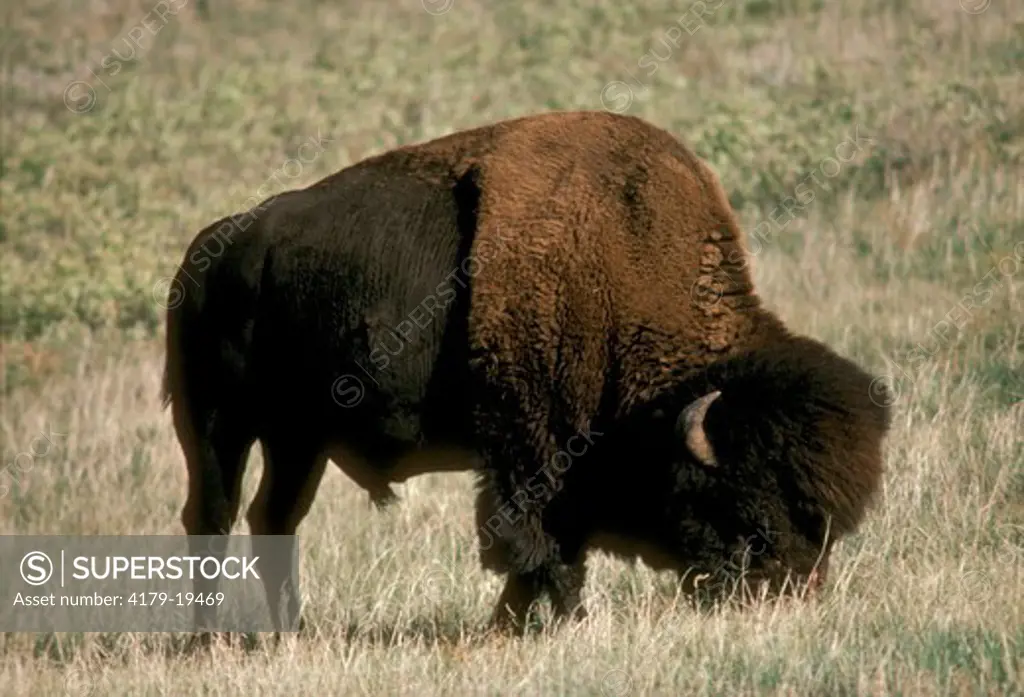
[[1, 0, 1022, 694]]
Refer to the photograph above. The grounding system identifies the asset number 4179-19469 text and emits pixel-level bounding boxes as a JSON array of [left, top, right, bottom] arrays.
[[127, 592, 225, 607]]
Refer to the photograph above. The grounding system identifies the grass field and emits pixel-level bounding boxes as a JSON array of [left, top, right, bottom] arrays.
[[2, 0, 1023, 694]]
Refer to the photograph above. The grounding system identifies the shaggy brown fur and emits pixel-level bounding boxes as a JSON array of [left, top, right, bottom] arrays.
[[162, 110, 892, 637]]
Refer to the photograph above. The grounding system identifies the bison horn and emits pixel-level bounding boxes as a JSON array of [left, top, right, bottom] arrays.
[[677, 390, 721, 467]]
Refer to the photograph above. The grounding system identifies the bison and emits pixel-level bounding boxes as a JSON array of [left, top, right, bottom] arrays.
[[162, 110, 892, 637]]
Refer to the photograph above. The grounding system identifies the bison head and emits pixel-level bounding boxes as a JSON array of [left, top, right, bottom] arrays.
[[618, 337, 892, 603]]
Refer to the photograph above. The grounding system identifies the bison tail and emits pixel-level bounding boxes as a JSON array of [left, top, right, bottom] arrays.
[[160, 366, 172, 410], [160, 263, 193, 415], [160, 333, 175, 410]]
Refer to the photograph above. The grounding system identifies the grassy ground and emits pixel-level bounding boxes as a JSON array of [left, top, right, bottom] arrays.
[[2, 0, 1022, 694]]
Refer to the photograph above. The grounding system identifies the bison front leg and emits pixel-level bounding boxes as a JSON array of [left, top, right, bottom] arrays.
[[488, 559, 587, 635], [475, 471, 589, 635], [469, 366, 595, 634], [546, 558, 588, 624], [489, 571, 545, 635]]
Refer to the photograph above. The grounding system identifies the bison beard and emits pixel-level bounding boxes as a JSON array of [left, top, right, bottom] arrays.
[[162, 110, 892, 639]]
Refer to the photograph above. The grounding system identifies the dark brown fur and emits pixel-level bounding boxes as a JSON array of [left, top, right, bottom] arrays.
[[162, 110, 892, 636]]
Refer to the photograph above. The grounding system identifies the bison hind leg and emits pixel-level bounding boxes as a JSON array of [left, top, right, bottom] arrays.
[[173, 405, 255, 639], [177, 414, 253, 539], [246, 437, 329, 637]]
